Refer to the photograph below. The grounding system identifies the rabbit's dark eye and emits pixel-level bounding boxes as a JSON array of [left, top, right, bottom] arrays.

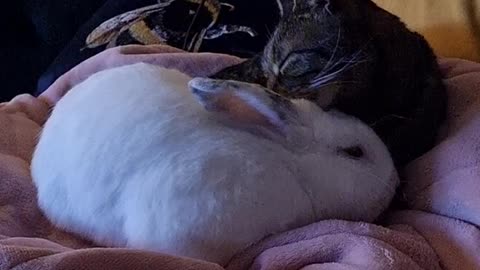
[[339, 146, 364, 159]]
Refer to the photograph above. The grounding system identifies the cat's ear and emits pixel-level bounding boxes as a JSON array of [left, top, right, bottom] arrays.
[[188, 78, 292, 132], [276, 0, 335, 17], [275, 0, 299, 17]]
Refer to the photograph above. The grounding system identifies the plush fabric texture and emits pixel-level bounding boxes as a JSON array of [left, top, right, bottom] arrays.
[[0, 45, 479, 269]]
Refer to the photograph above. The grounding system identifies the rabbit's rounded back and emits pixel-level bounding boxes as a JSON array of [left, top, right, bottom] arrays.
[[32, 63, 316, 265], [32, 63, 398, 265]]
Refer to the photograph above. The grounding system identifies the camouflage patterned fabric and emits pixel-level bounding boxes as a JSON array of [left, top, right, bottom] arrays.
[[84, 0, 257, 52]]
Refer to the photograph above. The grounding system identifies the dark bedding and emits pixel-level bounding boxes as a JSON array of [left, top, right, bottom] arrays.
[[1, 0, 279, 101], [34, 0, 279, 95], [0, 0, 107, 101]]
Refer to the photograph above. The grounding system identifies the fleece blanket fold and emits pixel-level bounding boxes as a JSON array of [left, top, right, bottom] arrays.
[[0, 45, 479, 270]]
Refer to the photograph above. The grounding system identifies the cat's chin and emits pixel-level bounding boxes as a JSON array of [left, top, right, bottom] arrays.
[[312, 85, 339, 109]]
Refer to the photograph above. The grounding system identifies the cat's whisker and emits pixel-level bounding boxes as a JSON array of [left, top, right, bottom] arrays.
[[309, 77, 336, 89], [311, 59, 359, 85], [312, 71, 339, 84], [319, 49, 368, 78], [315, 80, 362, 88], [322, 50, 358, 74], [336, 41, 374, 66], [314, 56, 348, 79], [368, 114, 413, 128], [310, 47, 373, 87], [321, 26, 342, 75], [265, 26, 274, 41], [309, 66, 360, 89], [338, 56, 372, 65], [296, 36, 375, 91], [298, 80, 361, 92], [310, 73, 344, 88]]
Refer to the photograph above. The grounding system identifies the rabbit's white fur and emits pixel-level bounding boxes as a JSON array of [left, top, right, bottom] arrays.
[[31, 63, 398, 265]]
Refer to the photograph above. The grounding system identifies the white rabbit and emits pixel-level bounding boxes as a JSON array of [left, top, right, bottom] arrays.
[[31, 63, 398, 265]]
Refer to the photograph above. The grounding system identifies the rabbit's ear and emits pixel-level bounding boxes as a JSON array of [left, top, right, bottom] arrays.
[[189, 78, 292, 132]]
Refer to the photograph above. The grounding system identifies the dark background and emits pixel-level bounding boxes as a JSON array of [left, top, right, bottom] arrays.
[[1, 0, 107, 101], [1, 0, 279, 102]]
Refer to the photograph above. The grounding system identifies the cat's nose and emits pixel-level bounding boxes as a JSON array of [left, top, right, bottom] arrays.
[[266, 77, 277, 90]]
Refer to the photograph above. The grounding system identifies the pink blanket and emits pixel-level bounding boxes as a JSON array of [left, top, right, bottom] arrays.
[[1, 45, 479, 270]]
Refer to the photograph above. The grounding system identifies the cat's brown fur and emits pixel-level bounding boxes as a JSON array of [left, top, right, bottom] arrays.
[[212, 0, 447, 166]]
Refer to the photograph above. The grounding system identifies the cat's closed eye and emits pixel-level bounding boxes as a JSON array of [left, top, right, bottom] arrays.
[[279, 53, 321, 79]]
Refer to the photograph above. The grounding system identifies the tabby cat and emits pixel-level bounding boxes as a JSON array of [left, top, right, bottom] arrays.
[[212, 0, 447, 166]]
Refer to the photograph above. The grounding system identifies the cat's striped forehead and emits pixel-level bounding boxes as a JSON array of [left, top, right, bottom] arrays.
[[276, 0, 330, 17], [262, 14, 327, 66], [262, 32, 291, 72]]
